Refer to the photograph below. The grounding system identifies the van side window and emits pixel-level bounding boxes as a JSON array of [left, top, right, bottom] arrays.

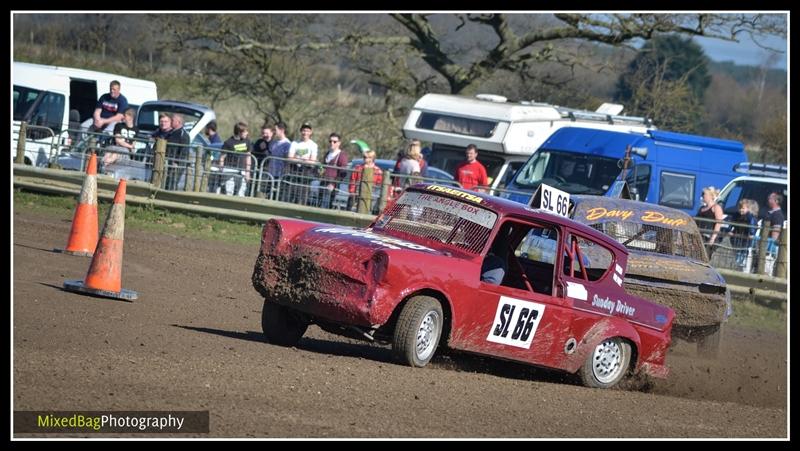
[[417, 112, 498, 138], [659, 171, 695, 210]]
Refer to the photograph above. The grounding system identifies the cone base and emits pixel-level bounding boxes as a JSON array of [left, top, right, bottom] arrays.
[[63, 280, 138, 301], [53, 248, 94, 257]]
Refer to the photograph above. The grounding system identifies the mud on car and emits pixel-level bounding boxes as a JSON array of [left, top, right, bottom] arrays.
[[567, 196, 731, 357], [252, 184, 675, 388]]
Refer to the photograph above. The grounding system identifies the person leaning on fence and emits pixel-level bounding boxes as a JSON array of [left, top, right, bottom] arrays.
[[251, 124, 275, 198], [204, 120, 223, 146], [729, 199, 759, 268], [143, 113, 172, 164], [165, 114, 190, 190], [219, 121, 253, 197], [251, 124, 274, 169], [92, 80, 128, 133], [269, 122, 292, 201], [764, 192, 785, 256], [204, 120, 223, 161], [151, 113, 173, 140], [696, 186, 724, 257], [103, 108, 138, 166], [320, 133, 349, 209]]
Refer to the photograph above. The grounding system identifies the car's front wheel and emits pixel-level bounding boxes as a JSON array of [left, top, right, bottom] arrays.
[[579, 337, 632, 389], [261, 300, 308, 346], [392, 296, 443, 367]]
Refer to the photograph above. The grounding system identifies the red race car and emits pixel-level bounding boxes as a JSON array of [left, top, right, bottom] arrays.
[[252, 184, 674, 388]]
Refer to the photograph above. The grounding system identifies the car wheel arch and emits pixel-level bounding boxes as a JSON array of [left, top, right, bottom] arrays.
[[568, 318, 641, 374], [386, 288, 453, 346]]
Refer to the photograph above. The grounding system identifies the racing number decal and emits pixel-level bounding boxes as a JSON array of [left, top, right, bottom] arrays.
[[486, 296, 546, 349]]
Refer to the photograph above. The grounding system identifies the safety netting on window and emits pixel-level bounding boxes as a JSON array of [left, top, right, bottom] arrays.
[[373, 190, 497, 254], [589, 221, 706, 262]]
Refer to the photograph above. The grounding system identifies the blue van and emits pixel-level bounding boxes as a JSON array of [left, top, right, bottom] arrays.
[[503, 127, 747, 215]]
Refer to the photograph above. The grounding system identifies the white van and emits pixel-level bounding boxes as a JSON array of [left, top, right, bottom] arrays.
[[12, 61, 158, 166], [402, 93, 655, 192], [717, 163, 788, 219]]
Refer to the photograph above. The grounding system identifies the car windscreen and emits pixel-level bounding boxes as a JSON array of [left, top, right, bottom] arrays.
[[373, 189, 497, 254], [513, 150, 620, 195]]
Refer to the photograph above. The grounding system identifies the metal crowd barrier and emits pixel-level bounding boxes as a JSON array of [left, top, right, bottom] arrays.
[[15, 123, 493, 216], [13, 121, 60, 167]]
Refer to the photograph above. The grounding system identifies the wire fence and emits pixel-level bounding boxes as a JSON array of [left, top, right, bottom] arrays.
[[694, 216, 787, 277], [13, 121, 463, 215]]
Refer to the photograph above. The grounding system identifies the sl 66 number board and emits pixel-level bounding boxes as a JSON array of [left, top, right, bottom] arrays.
[[486, 296, 546, 349]]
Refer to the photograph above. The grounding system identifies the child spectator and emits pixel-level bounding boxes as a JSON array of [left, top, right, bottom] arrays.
[[349, 150, 384, 213]]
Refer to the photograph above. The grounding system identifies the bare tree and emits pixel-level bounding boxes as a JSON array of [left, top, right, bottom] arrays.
[[621, 56, 705, 132], [758, 111, 787, 164], [371, 13, 787, 95]]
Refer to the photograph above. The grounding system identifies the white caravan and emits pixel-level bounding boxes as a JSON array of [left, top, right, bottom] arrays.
[[12, 61, 158, 166], [402, 93, 655, 191]]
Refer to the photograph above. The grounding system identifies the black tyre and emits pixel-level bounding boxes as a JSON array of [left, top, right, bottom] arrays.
[[697, 323, 722, 359], [392, 296, 444, 367], [261, 300, 308, 346], [578, 337, 632, 389]]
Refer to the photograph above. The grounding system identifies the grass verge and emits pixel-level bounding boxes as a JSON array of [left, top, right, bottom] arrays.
[[13, 189, 263, 245], [728, 297, 787, 335]]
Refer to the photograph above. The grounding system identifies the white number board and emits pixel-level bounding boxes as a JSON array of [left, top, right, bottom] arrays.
[[539, 183, 570, 217]]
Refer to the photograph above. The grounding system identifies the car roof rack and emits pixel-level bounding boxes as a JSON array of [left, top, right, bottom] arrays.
[[733, 162, 787, 178], [555, 106, 653, 127]]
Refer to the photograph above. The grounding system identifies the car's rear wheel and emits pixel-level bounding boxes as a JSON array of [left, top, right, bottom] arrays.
[[261, 300, 308, 346], [579, 337, 632, 389], [393, 296, 443, 367]]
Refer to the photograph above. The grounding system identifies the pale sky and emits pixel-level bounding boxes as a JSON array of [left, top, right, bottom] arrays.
[[695, 34, 787, 70]]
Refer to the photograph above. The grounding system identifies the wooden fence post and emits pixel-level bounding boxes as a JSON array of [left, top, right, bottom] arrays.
[[756, 220, 771, 275], [151, 139, 167, 189], [15, 121, 27, 164], [775, 225, 787, 278]]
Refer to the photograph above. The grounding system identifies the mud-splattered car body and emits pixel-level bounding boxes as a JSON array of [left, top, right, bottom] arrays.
[[252, 184, 675, 387], [568, 196, 730, 356]]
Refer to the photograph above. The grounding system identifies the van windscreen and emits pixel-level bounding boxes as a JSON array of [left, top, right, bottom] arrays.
[[513, 150, 620, 195]]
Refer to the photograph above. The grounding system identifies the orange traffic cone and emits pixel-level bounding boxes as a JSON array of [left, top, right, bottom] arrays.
[[54, 152, 99, 257], [63, 179, 138, 301]]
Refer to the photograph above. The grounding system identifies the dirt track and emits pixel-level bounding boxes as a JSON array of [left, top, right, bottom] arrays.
[[13, 207, 788, 438]]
